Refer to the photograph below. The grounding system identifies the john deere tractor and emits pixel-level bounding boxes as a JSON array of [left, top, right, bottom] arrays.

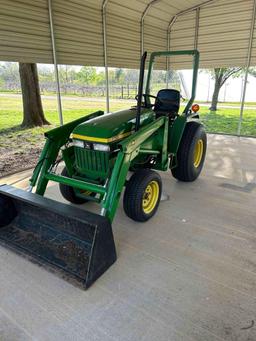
[[0, 50, 207, 288]]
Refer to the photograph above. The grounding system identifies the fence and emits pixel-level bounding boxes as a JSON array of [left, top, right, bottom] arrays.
[[0, 81, 181, 99], [0, 81, 139, 99], [1, 81, 255, 137]]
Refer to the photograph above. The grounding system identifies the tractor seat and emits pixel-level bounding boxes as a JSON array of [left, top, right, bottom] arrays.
[[154, 89, 180, 118]]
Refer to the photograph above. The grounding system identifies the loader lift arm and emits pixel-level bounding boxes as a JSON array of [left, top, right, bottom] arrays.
[[102, 116, 167, 222], [30, 111, 104, 194], [33, 116, 168, 223]]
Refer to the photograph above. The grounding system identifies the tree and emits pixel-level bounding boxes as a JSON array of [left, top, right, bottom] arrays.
[[208, 68, 242, 111], [38, 65, 55, 82], [0, 62, 20, 83], [115, 68, 125, 83], [249, 67, 256, 78], [76, 66, 98, 85], [124, 69, 139, 84], [19, 63, 50, 127]]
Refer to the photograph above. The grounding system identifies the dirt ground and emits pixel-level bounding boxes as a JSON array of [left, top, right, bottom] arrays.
[[0, 127, 47, 178], [0, 146, 43, 178]]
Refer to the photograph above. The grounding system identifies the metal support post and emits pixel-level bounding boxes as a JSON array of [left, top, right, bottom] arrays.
[[48, 0, 63, 125], [238, 0, 256, 135], [102, 0, 110, 113]]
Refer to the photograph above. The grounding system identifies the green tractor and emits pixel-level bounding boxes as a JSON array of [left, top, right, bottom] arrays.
[[0, 50, 207, 288]]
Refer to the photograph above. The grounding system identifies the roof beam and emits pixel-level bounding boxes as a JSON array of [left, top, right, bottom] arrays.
[[194, 7, 200, 50], [140, 0, 162, 55], [102, 0, 110, 112], [167, 0, 218, 32], [166, 0, 218, 72]]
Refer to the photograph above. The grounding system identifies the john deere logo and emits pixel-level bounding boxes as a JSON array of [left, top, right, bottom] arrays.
[[84, 142, 92, 149]]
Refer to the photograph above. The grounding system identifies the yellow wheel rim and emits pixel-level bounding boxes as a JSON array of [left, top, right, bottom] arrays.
[[194, 139, 204, 168], [142, 180, 159, 214], [82, 190, 92, 196]]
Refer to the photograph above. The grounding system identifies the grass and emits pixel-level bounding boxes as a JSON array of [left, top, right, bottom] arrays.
[[0, 96, 136, 176], [0, 94, 255, 176], [0, 96, 135, 153], [0, 95, 256, 150], [200, 109, 256, 136]]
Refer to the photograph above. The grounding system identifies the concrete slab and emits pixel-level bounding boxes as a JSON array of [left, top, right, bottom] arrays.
[[0, 134, 256, 341]]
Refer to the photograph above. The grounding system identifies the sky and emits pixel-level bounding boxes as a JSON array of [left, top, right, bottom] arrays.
[[182, 70, 256, 102]]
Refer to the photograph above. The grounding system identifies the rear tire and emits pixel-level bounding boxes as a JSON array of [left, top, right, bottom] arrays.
[[123, 169, 162, 222], [59, 167, 87, 204], [171, 122, 207, 182]]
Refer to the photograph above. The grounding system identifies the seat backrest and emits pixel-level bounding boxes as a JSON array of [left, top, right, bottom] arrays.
[[154, 89, 180, 116]]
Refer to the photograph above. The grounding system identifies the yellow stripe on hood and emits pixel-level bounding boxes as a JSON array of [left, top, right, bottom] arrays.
[[71, 131, 133, 143]]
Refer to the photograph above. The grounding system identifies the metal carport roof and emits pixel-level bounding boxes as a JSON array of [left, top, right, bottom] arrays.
[[0, 0, 255, 126], [0, 0, 255, 69]]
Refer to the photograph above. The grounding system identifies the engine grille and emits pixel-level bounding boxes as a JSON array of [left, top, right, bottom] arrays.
[[75, 147, 109, 174]]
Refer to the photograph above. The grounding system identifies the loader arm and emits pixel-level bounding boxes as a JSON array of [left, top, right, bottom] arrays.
[[102, 116, 166, 221], [29, 111, 104, 194], [32, 116, 167, 223]]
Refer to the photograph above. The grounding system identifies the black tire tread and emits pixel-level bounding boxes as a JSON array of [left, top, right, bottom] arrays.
[[123, 169, 162, 222], [171, 122, 206, 182], [59, 167, 87, 204]]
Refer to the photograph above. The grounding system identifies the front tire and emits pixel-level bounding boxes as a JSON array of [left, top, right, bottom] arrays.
[[123, 169, 162, 222], [59, 167, 88, 204], [171, 122, 207, 182]]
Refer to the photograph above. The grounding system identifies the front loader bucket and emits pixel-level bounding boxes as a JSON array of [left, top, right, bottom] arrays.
[[0, 185, 116, 289]]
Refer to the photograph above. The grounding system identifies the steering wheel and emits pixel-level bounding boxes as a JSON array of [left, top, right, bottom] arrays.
[[135, 94, 157, 108], [135, 93, 181, 109]]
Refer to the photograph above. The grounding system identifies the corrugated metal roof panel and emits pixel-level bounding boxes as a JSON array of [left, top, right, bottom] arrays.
[[169, 0, 255, 68], [0, 0, 255, 68], [52, 0, 104, 66], [0, 0, 52, 63]]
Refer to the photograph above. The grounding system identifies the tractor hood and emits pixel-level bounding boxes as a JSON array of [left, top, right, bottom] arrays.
[[71, 108, 154, 143]]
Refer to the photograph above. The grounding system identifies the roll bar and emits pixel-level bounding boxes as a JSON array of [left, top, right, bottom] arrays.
[[145, 50, 200, 114]]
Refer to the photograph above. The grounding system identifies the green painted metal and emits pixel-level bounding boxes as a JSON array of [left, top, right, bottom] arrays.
[[102, 117, 167, 221], [72, 108, 154, 140], [168, 115, 187, 169], [35, 141, 60, 196], [74, 147, 110, 180], [29, 50, 201, 223], [32, 111, 104, 195], [45, 172, 106, 195], [101, 151, 129, 221], [168, 116, 187, 154], [29, 138, 50, 187], [61, 146, 75, 176], [45, 111, 104, 142], [161, 117, 169, 169], [139, 149, 160, 154], [120, 117, 165, 153]]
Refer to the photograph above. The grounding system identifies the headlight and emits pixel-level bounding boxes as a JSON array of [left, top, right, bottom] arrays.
[[73, 139, 84, 148], [93, 143, 110, 152], [72, 139, 110, 152]]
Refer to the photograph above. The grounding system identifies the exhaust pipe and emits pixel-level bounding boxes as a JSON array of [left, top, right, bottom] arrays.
[[135, 51, 147, 131]]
